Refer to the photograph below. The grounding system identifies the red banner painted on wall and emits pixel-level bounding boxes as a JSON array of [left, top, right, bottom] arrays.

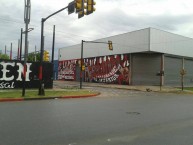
[[84, 54, 130, 84], [58, 54, 130, 85], [58, 60, 77, 80]]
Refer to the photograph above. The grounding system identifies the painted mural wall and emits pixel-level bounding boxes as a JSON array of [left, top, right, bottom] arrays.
[[58, 54, 130, 85], [0, 59, 53, 89], [58, 59, 77, 80]]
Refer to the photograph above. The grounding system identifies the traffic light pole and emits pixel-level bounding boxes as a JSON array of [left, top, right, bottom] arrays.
[[38, 18, 45, 95], [80, 40, 84, 89], [79, 40, 113, 89], [37, 1, 95, 93], [38, 5, 71, 95]]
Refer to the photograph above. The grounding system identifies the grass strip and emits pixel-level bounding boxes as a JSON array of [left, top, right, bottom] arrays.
[[0, 89, 97, 99]]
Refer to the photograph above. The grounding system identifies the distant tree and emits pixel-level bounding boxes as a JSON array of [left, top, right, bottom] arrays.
[[27, 52, 40, 62], [0, 53, 9, 60]]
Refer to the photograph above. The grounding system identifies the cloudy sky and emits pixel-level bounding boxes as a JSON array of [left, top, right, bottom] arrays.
[[1, 0, 193, 59]]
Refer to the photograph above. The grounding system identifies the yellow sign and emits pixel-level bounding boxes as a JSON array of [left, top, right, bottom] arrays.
[[82, 65, 85, 70], [180, 69, 186, 75]]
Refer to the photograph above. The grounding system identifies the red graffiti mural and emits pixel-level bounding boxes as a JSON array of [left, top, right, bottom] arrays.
[[58, 54, 130, 85], [84, 54, 130, 84], [58, 60, 77, 80]]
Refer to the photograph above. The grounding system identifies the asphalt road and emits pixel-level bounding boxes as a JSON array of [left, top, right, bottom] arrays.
[[0, 87, 193, 145]]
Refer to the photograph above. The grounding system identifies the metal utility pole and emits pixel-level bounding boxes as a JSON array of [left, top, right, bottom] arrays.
[[10, 43, 12, 60], [51, 25, 55, 63], [5, 45, 6, 55], [80, 40, 84, 89], [20, 28, 23, 60], [35, 45, 37, 62], [160, 54, 164, 91], [22, 0, 31, 96], [180, 57, 186, 91], [17, 39, 20, 60], [51, 25, 56, 85]]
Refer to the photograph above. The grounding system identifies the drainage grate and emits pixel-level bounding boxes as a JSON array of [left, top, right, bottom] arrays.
[[126, 112, 140, 115]]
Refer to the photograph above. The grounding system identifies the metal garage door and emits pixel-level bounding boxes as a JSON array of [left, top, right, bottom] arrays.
[[184, 59, 193, 86], [164, 56, 182, 86], [131, 53, 161, 85]]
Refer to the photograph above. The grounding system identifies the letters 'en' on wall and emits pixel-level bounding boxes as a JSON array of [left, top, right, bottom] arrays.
[[0, 59, 53, 89]]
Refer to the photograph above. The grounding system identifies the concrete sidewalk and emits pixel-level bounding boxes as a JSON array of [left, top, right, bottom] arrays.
[[54, 80, 193, 94]]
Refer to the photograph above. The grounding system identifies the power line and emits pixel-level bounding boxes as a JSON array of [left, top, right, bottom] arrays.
[[0, 17, 23, 24], [0, 15, 95, 37]]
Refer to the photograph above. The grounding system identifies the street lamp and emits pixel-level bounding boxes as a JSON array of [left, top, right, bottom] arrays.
[[26, 28, 34, 32]]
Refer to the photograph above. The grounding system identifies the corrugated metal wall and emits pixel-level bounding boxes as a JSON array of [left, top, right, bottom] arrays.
[[59, 28, 150, 61], [59, 28, 193, 61], [164, 56, 182, 86], [131, 53, 161, 85], [150, 28, 193, 58], [184, 59, 193, 86], [164, 56, 193, 86]]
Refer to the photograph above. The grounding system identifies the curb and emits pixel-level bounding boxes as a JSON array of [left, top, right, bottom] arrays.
[[0, 98, 24, 102], [84, 84, 193, 94], [60, 92, 101, 99], [0, 92, 101, 103]]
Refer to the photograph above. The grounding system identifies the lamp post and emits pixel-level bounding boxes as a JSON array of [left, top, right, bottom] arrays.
[[22, 0, 31, 96]]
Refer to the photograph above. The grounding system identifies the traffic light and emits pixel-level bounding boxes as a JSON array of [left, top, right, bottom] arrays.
[[75, 0, 84, 13], [81, 65, 85, 71], [78, 11, 84, 19], [75, 0, 96, 18], [68, 1, 75, 15], [43, 50, 49, 61], [86, 0, 96, 15], [108, 41, 113, 51]]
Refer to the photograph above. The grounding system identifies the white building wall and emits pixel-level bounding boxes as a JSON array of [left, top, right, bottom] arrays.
[[59, 28, 150, 61], [59, 27, 193, 61], [150, 28, 193, 58]]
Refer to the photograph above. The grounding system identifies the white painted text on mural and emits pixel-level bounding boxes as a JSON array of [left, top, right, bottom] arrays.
[[0, 82, 15, 89], [0, 62, 32, 81]]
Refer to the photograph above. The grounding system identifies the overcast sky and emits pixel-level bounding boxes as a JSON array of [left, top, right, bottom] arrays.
[[1, 0, 193, 59]]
